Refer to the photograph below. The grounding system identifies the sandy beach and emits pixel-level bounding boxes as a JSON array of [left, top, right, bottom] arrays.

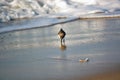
[[57, 70, 120, 80], [79, 69, 120, 80], [0, 18, 120, 80]]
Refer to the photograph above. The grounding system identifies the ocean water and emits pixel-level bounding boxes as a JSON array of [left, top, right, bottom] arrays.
[[1, 0, 120, 22], [0, 18, 120, 80]]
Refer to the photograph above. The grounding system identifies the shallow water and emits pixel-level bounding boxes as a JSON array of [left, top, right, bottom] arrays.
[[0, 18, 120, 80]]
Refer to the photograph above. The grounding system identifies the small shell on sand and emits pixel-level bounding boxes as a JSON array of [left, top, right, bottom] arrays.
[[79, 58, 89, 63]]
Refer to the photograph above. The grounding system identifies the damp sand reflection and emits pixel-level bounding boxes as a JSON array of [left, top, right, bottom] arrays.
[[0, 18, 120, 80]]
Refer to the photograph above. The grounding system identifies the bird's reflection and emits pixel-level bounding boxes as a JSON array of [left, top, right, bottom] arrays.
[[60, 41, 67, 51], [58, 28, 67, 51]]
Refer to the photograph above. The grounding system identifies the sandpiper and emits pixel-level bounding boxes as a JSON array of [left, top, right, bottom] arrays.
[[58, 28, 66, 43]]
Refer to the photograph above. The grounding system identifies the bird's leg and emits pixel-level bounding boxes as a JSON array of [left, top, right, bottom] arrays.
[[63, 38, 65, 45], [60, 39, 62, 44]]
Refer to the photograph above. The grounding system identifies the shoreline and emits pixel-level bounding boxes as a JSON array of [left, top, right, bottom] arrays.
[[1, 12, 120, 23], [79, 15, 120, 20], [0, 16, 120, 34]]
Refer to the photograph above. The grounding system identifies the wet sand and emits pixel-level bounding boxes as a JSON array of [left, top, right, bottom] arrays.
[[61, 71, 120, 80], [79, 69, 120, 80], [0, 18, 120, 80]]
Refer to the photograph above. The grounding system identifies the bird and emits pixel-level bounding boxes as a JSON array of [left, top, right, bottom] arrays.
[[58, 28, 66, 43]]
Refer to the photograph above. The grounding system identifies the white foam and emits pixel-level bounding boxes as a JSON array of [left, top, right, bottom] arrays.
[[0, 0, 120, 33], [1, 0, 120, 22]]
